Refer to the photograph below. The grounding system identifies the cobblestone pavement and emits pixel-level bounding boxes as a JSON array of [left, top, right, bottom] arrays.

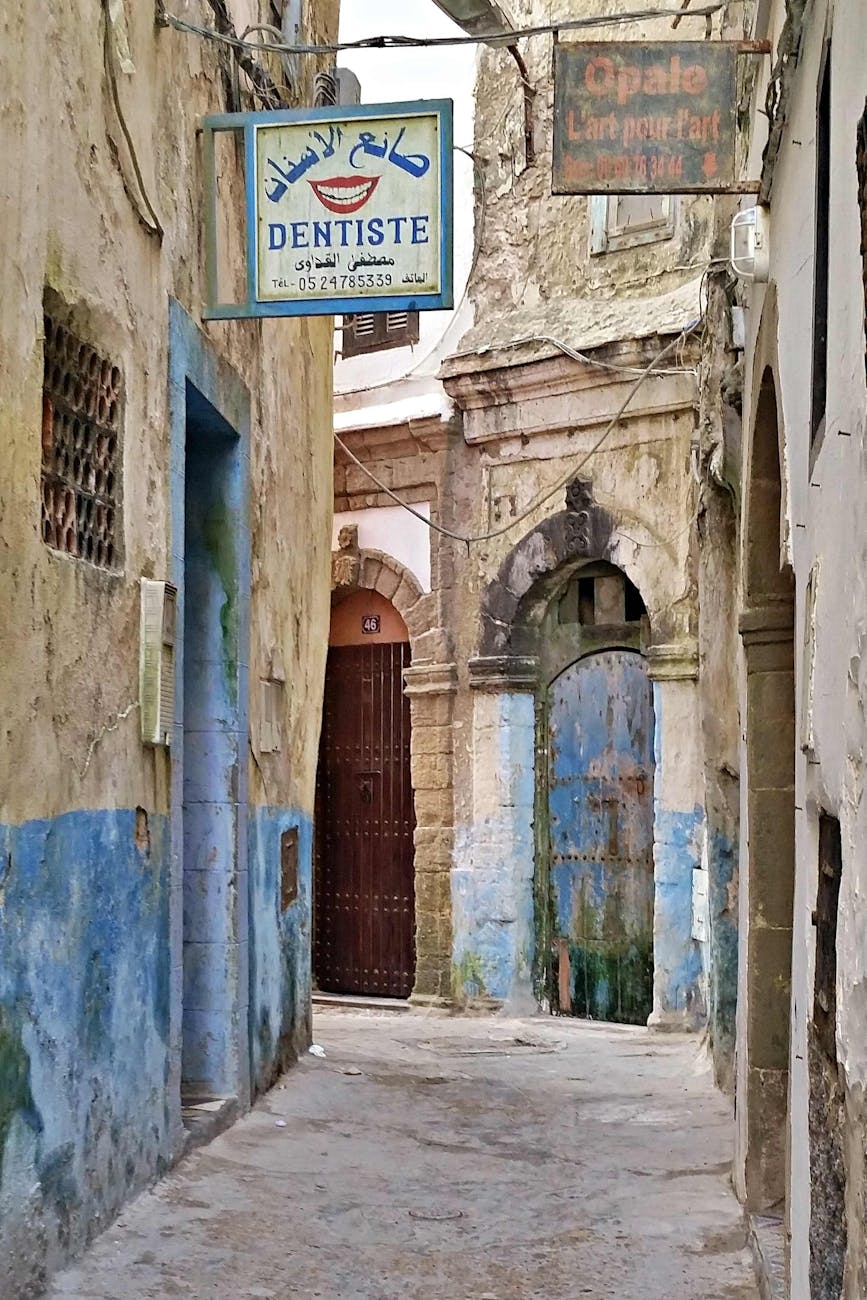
[[47, 1009, 758, 1300]]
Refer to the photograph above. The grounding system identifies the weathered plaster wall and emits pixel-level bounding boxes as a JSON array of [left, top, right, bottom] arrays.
[[738, 0, 867, 1289], [331, 0, 741, 1043], [0, 2, 337, 1293], [442, 0, 743, 1052], [438, 354, 707, 1016], [452, 690, 536, 1004], [0, 811, 171, 1295], [650, 678, 705, 1026], [696, 266, 742, 1089], [466, 0, 721, 326]]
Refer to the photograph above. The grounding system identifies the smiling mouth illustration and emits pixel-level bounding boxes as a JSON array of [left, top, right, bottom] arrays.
[[308, 176, 381, 214]]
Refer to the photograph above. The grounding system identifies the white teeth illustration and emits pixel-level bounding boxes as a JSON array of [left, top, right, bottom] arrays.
[[318, 183, 373, 202]]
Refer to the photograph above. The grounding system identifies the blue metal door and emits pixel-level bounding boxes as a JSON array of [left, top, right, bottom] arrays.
[[547, 650, 654, 1023]]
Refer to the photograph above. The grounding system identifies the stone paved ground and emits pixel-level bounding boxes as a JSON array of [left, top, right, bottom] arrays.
[[47, 1009, 758, 1300]]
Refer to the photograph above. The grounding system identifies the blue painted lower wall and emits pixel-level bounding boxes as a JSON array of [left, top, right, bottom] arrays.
[[0, 802, 315, 1295], [248, 808, 313, 1093], [451, 693, 536, 1004], [0, 808, 176, 1294], [653, 805, 705, 1016], [707, 826, 738, 1066]]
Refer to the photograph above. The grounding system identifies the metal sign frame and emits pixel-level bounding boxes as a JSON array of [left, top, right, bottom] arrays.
[[202, 101, 454, 320]]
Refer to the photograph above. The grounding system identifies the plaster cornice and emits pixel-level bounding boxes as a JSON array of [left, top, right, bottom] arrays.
[[334, 411, 458, 461]]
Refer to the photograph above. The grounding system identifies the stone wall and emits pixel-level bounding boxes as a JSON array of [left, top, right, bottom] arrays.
[[331, 0, 744, 1050], [0, 2, 338, 1293], [736, 0, 867, 1288]]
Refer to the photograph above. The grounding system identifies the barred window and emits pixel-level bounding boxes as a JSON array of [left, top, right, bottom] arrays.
[[41, 315, 121, 569]]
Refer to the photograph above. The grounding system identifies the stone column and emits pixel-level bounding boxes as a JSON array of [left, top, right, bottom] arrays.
[[735, 601, 795, 1210], [450, 657, 538, 1009], [403, 661, 458, 1005], [646, 645, 706, 1030]]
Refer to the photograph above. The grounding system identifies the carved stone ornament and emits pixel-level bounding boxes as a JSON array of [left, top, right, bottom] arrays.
[[565, 476, 593, 513], [564, 477, 594, 554], [331, 523, 360, 590]]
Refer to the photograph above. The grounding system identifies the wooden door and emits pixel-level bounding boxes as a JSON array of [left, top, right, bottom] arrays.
[[547, 650, 654, 1023], [314, 642, 415, 997]]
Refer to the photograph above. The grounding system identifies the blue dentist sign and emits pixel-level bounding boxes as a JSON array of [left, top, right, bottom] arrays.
[[202, 101, 454, 320]]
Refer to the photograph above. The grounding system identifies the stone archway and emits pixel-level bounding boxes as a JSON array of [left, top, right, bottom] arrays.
[[737, 364, 795, 1211], [332, 525, 429, 632], [463, 481, 705, 1024], [330, 526, 455, 1004]]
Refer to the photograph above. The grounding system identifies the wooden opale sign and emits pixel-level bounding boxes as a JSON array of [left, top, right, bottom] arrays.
[[553, 42, 738, 194]]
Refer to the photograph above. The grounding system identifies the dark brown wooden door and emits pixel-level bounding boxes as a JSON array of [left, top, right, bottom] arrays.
[[314, 642, 415, 997]]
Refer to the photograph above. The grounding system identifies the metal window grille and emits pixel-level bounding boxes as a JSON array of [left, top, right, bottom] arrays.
[[341, 311, 420, 358], [41, 315, 121, 568]]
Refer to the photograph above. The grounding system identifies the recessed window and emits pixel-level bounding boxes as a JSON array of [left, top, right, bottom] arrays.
[[814, 814, 842, 1061], [267, 0, 301, 37], [856, 101, 867, 385], [341, 311, 420, 358], [281, 827, 299, 911], [41, 314, 121, 569], [558, 571, 647, 626], [811, 46, 831, 446], [589, 194, 677, 254]]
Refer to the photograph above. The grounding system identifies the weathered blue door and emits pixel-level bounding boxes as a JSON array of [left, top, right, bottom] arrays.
[[547, 650, 654, 1023]]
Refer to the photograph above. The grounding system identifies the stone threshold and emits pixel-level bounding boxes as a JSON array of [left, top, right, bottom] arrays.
[[181, 1095, 240, 1152], [313, 992, 412, 1013], [749, 1213, 787, 1300]]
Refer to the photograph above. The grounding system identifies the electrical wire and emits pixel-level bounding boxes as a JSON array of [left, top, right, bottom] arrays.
[[459, 332, 699, 377], [101, 0, 163, 240], [334, 319, 702, 548], [160, 6, 725, 58]]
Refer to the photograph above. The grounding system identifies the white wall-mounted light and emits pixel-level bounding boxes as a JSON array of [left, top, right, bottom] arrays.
[[730, 206, 770, 283]]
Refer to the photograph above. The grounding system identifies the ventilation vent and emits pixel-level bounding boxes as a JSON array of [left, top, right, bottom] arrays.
[[140, 579, 177, 746], [335, 67, 361, 106], [41, 315, 121, 568]]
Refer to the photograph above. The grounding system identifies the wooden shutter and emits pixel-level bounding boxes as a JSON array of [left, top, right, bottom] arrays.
[[341, 312, 420, 358]]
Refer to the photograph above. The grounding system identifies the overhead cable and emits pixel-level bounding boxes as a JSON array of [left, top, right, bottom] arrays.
[[334, 320, 702, 548], [159, 7, 725, 58], [102, 0, 163, 239]]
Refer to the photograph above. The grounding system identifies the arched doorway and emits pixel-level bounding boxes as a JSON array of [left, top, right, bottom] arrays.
[[738, 367, 795, 1209], [314, 589, 416, 997], [541, 564, 655, 1023]]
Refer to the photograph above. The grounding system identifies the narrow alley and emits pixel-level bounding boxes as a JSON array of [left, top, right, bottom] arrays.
[[48, 1008, 757, 1300], [4, 0, 867, 1294]]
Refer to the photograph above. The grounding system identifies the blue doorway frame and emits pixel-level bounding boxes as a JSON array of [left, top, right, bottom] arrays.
[[168, 301, 251, 1107]]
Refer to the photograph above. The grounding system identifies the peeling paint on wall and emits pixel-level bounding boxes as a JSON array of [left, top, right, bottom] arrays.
[[0, 810, 173, 1290], [547, 651, 655, 1024], [248, 809, 314, 1093], [452, 692, 536, 1005]]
